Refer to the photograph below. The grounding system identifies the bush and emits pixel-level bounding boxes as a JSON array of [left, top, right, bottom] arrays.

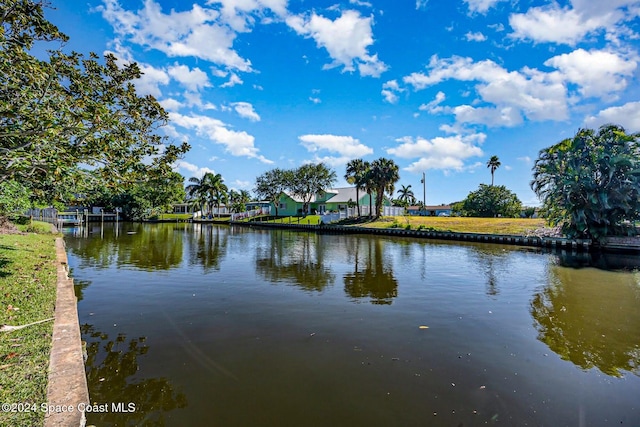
[[0, 180, 31, 218]]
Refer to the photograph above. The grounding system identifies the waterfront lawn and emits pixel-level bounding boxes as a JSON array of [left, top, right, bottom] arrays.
[[347, 216, 546, 235], [153, 213, 193, 220], [0, 227, 59, 427], [263, 215, 322, 225]]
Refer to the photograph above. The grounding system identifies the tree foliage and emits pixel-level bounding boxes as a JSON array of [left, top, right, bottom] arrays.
[[531, 124, 640, 240], [185, 172, 226, 217], [0, 179, 31, 217], [369, 158, 400, 217], [288, 163, 337, 214], [345, 158, 369, 217], [85, 171, 185, 220], [254, 168, 290, 216], [487, 155, 501, 186], [455, 184, 522, 218], [0, 0, 189, 204]]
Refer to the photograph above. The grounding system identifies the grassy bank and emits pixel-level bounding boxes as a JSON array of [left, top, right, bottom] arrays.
[[343, 216, 546, 235], [260, 215, 322, 225], [0, 223, 59, 427]]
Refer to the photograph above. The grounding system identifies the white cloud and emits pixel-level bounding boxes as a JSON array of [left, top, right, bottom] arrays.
[[464, 0, 506, 14], [135, 63, 171, 97], [167, 63, 211, 91], [517, 156, 532, 164], [416, 0, 428, 10], [465, 31, 487, 42], [544, 48, 637, 98], [231, 179, 252, 189], [584, 101, 640, 132], [381, 79, 404, 103], [220, 72, 244, 87], [309, 97, 322, 104], [350, 0, 373, 7], [174, 160, 216, 177], [387, 133, 485, 172], [232, 102, 261, 121], [418, 91, 446, 113], [167, 63, 211, 92], [159, 98, 184, 111], [403, 55, 569, 127], [286, 10, 387, 77], [306, 155, 354, 169], [98, 0, 252, 71], [299, 134, 374, 158], [509, 3, 628, 46], [206, 0, 288, 32], [169, 112, 272, 163]]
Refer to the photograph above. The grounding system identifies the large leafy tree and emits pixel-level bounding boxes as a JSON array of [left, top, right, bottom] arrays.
[[531, 124, 640, 240], [455, 184, 522, 218], [487, 155, 501, 186], [369, 158, 400, 217], [254, 168, 290, 216], [288, 163, 337, 215], [344, 159, 369, 217], [0, 0, 189, 204]]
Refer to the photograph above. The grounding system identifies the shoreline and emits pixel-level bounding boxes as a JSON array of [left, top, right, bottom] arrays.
[[229, 220, 597, 251], [45, 238, 89, 427]]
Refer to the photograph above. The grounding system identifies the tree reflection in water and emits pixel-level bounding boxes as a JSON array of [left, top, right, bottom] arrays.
[[255, 230, 335, 291], [81, 324, 187, 426], [67, 223, 185, 271], [343, 237, 398, 305], [530, 258, 640, 377], [467, 245, 514, 297], [188, 224, 228, 272]]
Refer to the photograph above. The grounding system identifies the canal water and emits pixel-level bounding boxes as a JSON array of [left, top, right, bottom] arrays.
[[63, 223, 640, 427]]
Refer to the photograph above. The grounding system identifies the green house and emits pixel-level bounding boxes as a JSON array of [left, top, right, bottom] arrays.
[[274, 187, 386, 216]]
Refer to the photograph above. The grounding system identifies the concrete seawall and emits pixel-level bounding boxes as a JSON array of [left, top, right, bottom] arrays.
[[230, 221, 593, 251], [45, 238, 89, 427]]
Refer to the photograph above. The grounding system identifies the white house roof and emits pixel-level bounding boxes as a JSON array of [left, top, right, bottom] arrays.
[[283, 187, 365, 204], [323, 187, 363, 203]]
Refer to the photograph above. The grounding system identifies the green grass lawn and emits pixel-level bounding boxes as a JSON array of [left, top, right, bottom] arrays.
[[343, 216, 546, 235], [0, 223, 59, 427], [153, 213, 193, 220], [261, 215, 323, 225]]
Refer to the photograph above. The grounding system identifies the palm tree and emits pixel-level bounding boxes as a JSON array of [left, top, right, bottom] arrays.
[[370, 158, 400, 218], [185, 175, 210, 217], [185, 172, 226, 218], [212, 182, 228, 218], [345, 159, 370, 217], [487, 155, 501, 186], [396, 184, 415, 204]]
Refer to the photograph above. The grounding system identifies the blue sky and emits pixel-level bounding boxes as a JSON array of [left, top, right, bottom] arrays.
[[48, 0, 640, 206]]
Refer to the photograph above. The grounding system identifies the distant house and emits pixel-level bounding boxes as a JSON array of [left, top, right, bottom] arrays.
[[407, 204, 452, 216], [274, 187, 386, 216], [172, 203, 197, 214], [172, 203, 229, 216], [246, 201, 272, 211]]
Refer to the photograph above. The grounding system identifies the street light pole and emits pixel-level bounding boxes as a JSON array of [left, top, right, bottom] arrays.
[[421, 172, 426, 209]]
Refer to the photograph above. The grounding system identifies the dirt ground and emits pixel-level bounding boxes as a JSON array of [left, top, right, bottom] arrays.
[[0, 216, 20, 234]]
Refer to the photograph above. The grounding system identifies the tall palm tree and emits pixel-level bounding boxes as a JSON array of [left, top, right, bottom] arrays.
[[212, 182, 228, 218], [345, 159, 370, 217], [487, 155, 501, 186], [370, 158, 400, 218], [186, 172, 226, 218], [396, 184, 415, 204]]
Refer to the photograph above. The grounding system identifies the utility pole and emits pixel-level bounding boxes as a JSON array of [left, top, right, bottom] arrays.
[[420, 172, 426, 210]]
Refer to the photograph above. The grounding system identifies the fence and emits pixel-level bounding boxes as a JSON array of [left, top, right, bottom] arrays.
[[319, 205, 405, 224], [230, 207, 272, 221]]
